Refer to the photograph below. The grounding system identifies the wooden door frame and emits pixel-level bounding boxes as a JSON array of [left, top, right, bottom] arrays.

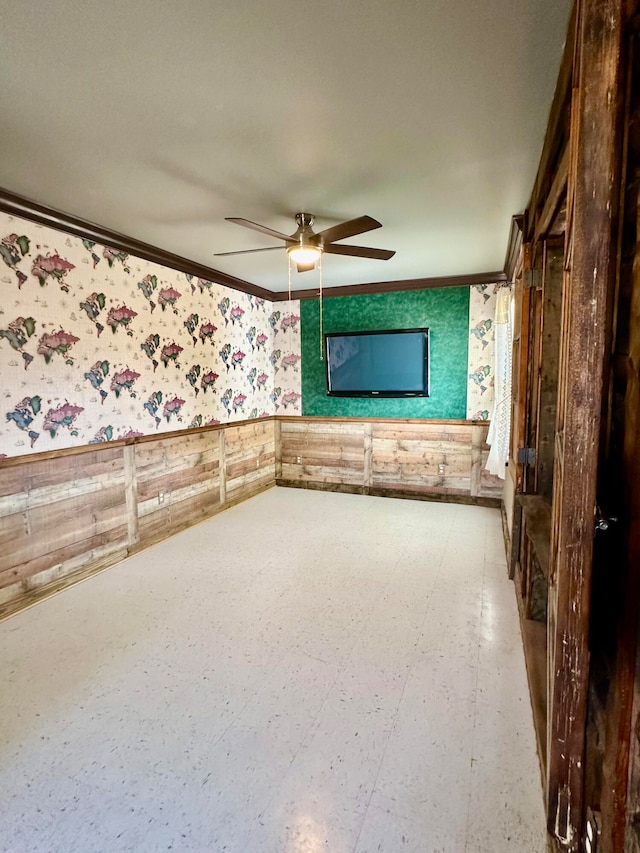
[[600, 13, 640, 850], [546, 1, 626, 848]]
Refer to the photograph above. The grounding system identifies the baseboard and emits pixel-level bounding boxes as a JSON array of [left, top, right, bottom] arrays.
[[276, 479, 501, 508], [501, 500, 511, 565]]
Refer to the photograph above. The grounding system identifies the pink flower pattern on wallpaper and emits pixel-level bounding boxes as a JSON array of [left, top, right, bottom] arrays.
[[0, 213, 302, 458]]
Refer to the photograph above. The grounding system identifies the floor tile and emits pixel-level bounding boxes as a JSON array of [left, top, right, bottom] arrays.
[[0, 488, 545, 852], [465, 754, 546, 853], [248, 796, 365, 853], [355, 802, 464, 853]]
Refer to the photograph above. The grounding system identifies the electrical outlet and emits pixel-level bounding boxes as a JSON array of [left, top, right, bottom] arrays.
[[158, 492, 164, 504], [438, 463, 445, 475], [256, 458, 260, 468], [296, 456, 301, 464]]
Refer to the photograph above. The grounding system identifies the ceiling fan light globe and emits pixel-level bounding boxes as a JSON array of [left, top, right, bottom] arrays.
[[288, 245, 321, 265]]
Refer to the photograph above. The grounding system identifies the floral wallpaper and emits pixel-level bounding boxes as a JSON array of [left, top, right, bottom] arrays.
[[268, 301, 302, 415], [466, 283, 499, 420], [0, 206, 499, 460], [0, 212, 301, 459]]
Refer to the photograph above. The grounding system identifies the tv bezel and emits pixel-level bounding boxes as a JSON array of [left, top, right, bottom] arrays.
[[325, 327, 430, 398]]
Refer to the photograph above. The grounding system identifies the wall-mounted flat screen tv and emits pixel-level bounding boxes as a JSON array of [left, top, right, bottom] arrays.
[[325, 328, 430, 398]]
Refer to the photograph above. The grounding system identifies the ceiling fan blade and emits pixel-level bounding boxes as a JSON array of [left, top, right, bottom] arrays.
[[214, 246, 283, 257], [323, 243, 395, 260], [296, 261, 317, 273], [225, 217, 294, 243], [314, 215, 382, 245]]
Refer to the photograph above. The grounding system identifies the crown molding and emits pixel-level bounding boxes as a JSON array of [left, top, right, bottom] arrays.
[[0, 187, 273, 300], [0, 186, 507, 302], [273, 270, 507, 301]]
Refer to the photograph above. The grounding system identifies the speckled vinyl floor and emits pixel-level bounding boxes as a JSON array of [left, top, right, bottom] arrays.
[[0, 487, 545, 853]]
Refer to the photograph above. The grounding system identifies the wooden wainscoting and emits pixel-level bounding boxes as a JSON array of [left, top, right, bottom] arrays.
[[276, 417, 503, 504], [0, 419, 275, 620], [224, 420, 277, 504], [0, 447, 130, 612], [1, 416, 501, 621]]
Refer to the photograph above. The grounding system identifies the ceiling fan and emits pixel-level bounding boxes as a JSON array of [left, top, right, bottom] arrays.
[[214, 213, 395, 272]]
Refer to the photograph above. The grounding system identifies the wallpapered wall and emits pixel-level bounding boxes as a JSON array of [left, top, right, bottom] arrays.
[[467, 283, 498, 419], [0, 209, 499, 460], [301, 284, 498, 420], [0, 213, 302, 459]]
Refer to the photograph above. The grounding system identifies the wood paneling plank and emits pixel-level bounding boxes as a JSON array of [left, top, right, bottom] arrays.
[[219, 430, 226, 505], [1, 493, 127, 576], [124, 445, 138, 548], [471, 424, 483, 497], [0, 524, 129, 590]]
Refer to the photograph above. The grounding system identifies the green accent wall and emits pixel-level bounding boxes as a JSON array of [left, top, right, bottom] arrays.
[[301, 287, 469, 418]]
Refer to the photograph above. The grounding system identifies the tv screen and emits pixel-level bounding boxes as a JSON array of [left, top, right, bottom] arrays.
[[325, 328, 429, 397]]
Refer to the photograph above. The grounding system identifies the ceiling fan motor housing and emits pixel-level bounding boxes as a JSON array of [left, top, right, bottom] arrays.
[[295, 213, 314, 229], [292, 213, 319, 249]]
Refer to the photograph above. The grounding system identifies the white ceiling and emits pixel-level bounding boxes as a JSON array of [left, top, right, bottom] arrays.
[[1, 0, 571, 293]]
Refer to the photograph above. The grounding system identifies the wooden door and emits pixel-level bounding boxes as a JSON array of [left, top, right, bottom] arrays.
[[506, 237, 563, 781], [620, 30, 640, 847], [588, 15, 640, 851], [545, 1, 626, 849]]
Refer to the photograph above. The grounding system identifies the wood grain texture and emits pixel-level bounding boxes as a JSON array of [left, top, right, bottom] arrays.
[[124, 446, 139, 548], [504, 215, 524, 282], [546, 1, 625, 847], [0, 543, 129, 620], [276, 478, 500, 508], [535, 145, 570, 241], [363, 423, 373, 488], [274, 419, 282, 479], [279, 420, 365, 485], [512, 245, 533, 494], [602, 22, 640, 851], [135, 430, 222, 543], [278, 417, 502, 499], [515, 577, 549, 781], [224, 420, 276, 501], [0, 447, 128, 595], [470, 424, 484, 497], [0, 420, 276, 620], [536, 240, 564, 501], [218, 430, 227, 504]]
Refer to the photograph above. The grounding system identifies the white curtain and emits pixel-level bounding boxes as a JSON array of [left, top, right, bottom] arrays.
[[486, 286, 513, 478]]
